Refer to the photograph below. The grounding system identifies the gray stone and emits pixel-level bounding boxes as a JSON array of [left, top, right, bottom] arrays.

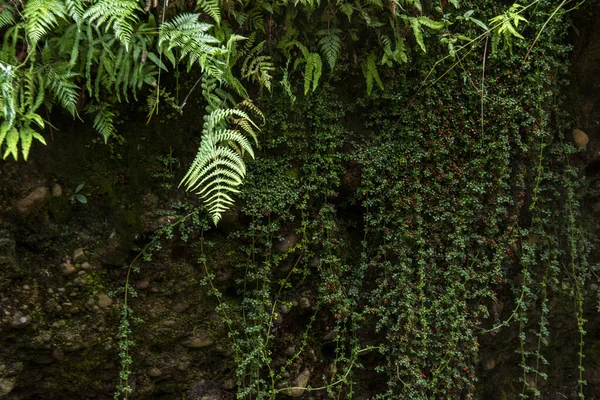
[[299, 297, 311, 309], [222, 379, 235, 390], [483, 357, 495, 370], [72, 248, 86, 263], [60, 262, 76, 276], [283, 346, 296, 356], [0, 377, 16, 396], [52, 349, 65, 361], [182, 336, 214, 348], [287, 369, 310, 397], [135, 279, 150, 290], [308, 256, 322, 268], [274, 233, 301, 254], [322, 330, 337, 341], [16, 186, 49, 215], [10, 313, 31, 329], [148, 367, 162, 377], [573, 128, 589, 149], [73, 277, 86, 286], [177, 361, 190, 371], [173, 302, 189, 313], [51, 184, 63, 197], [80, 262, 93, 270], [97, 293, 113, 308]]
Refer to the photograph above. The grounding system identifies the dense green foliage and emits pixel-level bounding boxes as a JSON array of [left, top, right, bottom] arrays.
[[2, 0, 598, 399]]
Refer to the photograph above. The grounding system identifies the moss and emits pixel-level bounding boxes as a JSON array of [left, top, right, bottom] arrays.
[[585, 341, 600, 365], [59, 346, 107, 390]]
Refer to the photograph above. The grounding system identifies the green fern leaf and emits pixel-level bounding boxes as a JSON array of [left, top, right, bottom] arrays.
[[44, 62, 79, 116], [0, 6, 16, 29], [24, 0, 67, 44], [409, 18, 426, 52], [86, 103, 116, 144], [196, 0, 221, 25], [83, 0, 142, 51], [338, 3, 354, 21], [0, 122, 10, 149], [3, 127, 18, 160], [180, 90, 260, 224], [317, 29, 342, 70], [158, 13, 221, 71], [417, 16, 446, 30], [363, 53, 383, 94]]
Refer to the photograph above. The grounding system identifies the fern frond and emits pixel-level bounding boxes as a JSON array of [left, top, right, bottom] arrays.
[[196, 0, 222, 25], [181, 96, 260, 224], [85, 102, 116, 143], [363, 53, 383, 94], [158, 13, 222, 71], [317, 28, 342, 70], [338, 3, 354, 21], [3, 126, 18, 160], [19, 125, 46, 161], [241, 41, 274, 91], [44, 62, 79, 115], [83, 0, 143, 51], [304, 52, 322, 94], [24, 0, 67, 44], [64, 0, 86, 22], [0, 6, 16, 29]]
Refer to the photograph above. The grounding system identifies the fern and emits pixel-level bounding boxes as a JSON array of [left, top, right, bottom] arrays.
[[290, 41, 322, 95], [19, 124, 47, 161], [43, 61, 79, 116], [159, 13, 222, 72], [317, 28, 342, 70], [2, 126, 18, 160], [241, 40, 274, 91], [0, 6, 16, 29], [86, 102, 116, 144], [23, 0, 67, 44], [180, 107, 259, 224], [83, 0, 143, 51], [362, 53, 383, 94], [196, 0, 222, 25], [179, 75, 261, 224]]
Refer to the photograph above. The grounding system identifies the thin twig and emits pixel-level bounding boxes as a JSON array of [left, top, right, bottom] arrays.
[[481, 34, 489, 145], [179, 74, 203, 110]]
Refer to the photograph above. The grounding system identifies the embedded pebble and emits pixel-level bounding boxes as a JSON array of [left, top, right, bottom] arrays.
[[136, 279, 150, 290], [308, 256, 322, 268], [52, 184, 63, 197], [73, 248, 86, 263], [177, 361, 190, 371], [148, 367, 162, 377], [288, 369, 310, 397], [299, 297, 311, 309], [222, 379, 235, 390], [573, 128, 589, 149], [10, 313, 31, 328], [97, 294, 113, 308], [16, 187, 49, 215], [182, 336, 214, 348], [61, 263, 76, 276]]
